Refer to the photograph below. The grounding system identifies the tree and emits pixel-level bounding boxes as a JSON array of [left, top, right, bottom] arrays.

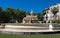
[[2, 10, 11, 23], [5, 8, 15, 23], [52, 20, 60, 23], [0, 7, 4, 23], [26, 12, 30, 15], [17, 10, 26, 23], [36, 13, 41, 20], [51, 7, 58, 15]]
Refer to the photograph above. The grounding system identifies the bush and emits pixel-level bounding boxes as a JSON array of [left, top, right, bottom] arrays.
[[52, 20, 60, 23]]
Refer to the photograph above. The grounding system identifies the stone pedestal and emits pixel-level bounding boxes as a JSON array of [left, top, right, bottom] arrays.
[[49, 24, 53, 31]]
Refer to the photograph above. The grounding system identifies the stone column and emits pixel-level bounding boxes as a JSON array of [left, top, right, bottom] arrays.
[[49, 23, 53, 31], [23, 19, 25, 24]]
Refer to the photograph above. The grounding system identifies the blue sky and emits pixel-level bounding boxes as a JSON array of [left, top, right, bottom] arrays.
[[0, 0, 60, 13]]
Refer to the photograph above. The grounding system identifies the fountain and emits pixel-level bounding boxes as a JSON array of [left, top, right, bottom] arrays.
[[22, 10, 39, 24]]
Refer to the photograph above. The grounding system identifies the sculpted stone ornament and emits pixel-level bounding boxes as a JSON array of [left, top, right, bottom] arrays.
[[49, 23, 53, 31], [30, 10, 34, 16], [46, 10, 54, 31], [46, 10, 53, 23]]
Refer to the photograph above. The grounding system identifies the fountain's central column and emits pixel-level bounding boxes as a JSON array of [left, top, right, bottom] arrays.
[[49, 23, 53, 31]]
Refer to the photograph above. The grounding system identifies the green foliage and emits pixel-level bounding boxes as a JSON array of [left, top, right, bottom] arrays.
[[26, 12, 30, 15], [0, 33, 60, 38], [34, 13, 43, 21], [52, 20, 60, 23], [51, 7, 58, 15], [0, 7, 26, 23]]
